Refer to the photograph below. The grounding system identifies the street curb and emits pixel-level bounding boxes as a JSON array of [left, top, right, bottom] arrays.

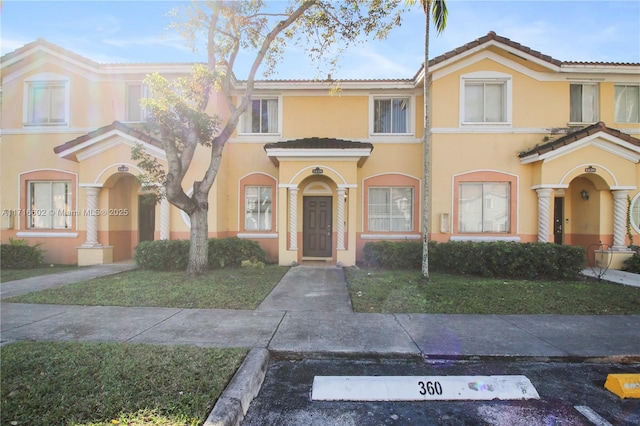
[[203, 348, 270, 426]]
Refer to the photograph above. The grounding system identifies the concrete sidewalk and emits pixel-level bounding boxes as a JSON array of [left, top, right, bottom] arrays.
[[0, 261, 138, 299], [1, 265, 639, 359]]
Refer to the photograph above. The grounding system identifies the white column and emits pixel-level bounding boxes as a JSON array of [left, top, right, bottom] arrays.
[[82, 186, 102, 247], [536, 188, 553, 243], [336, 187, 346, 250], [612, 190, 629, 250], [160, 197, 170, 240], [288, 187, 298, 251]]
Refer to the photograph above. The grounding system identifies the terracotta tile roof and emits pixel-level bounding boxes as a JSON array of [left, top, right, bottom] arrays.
[[54, 121, 162, 154], [264, 137, 373, 151], [428, 31, 562, 69], [518, 122, 640, 158], [414, 31, 639, 79]]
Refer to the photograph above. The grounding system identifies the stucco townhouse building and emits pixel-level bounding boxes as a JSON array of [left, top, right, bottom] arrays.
[[1, 32, 639, 268]]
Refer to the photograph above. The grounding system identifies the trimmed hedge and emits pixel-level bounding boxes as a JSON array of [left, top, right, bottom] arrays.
[[363, 240, 585, 280], [134, 237, 266, 271], [623, 246, 640, 274], [208, 237, 266, 269], [1, 239, 45, 269]]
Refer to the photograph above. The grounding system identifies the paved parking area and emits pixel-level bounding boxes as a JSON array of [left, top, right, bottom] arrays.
[[243, 358, 640, 425]]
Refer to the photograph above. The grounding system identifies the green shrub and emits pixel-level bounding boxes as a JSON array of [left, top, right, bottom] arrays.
[[208, 237, 266, 269], [0, 238, 45, 269], [134, 239, 190, 271], [623, 246, 640, 274], [362, 240, 422, 269], [362, 240, 585, 280], [134, 237, 266, 271]]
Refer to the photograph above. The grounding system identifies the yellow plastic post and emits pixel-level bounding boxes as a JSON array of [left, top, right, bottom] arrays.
[[604, 374, 640, 399]]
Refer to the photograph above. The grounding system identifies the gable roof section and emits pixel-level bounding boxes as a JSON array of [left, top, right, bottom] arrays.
[[519, 122, 640, 164], [264, 137, 373, 167], [432, 31, 562, 68], [54, 121, 165, 162], [2, 38, 101, 69], [1, 38, 195, 81], [414, 31, 640, 81]]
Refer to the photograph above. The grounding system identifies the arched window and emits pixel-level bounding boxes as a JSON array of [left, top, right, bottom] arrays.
[[240, 174, 276, 232]]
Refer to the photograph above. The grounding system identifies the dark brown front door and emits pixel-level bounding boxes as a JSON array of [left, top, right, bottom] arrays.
[[554, 197, 564, 245], [303, 196, 332, 257], [138, 195, 155, 243]]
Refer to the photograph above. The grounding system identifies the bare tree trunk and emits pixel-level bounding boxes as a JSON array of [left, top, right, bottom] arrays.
[[186, 190, 209, 276], [422, 3, 431, 280]]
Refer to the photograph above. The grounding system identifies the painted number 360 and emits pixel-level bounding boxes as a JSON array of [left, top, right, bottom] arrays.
[[418, 380, 443, 396]]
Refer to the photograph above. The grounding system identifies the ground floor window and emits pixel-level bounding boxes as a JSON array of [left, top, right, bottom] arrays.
[[368, 186, 414, 232], [245, 185, 272, 231], [458, 182, 510, 233], [29, 181, 72, 229]]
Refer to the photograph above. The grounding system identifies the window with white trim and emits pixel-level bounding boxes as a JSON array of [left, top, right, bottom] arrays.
[[26, 81, 68, 126], [245, 186, 272, 231], [464, 81, 506, 123], [460, 72, 512, 126], [241, 98, 279, 134], [373, 97, 410, 134], [570, 83, 598, 123], [125, 83, 148, 122], [368, 187, 413, 232], [458, 182, 510, 233], [28, 181, 72, 229], [614, 85, 640, 123]]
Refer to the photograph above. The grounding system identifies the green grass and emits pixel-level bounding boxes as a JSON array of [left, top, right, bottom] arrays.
[[345, 268, 640, 314], [0, 264, 81, 282], [1, 341, 247, 426], [6, 266, 289, 309]]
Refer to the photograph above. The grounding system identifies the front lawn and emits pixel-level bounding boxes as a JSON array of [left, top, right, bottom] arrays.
[[5, 266, 289, 309], [345, 268, 640, 315], [1, 341, 247, 426]]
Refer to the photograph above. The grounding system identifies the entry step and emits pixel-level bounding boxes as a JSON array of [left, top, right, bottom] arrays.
[[311, 375, 540, 401]]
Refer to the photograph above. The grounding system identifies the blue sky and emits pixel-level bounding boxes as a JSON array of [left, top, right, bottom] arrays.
[[2, 0, 639, 80]]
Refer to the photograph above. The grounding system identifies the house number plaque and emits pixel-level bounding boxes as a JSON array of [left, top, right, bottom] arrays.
[[312, 167, 324, 174], [585, 166, 596, 173]]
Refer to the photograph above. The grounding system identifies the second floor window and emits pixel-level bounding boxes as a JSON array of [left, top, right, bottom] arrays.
[[26, 81, 67, 126], [614, 85, 639, 123], [241, 98, 278, 134], [570, 83, 598, 123], [126, 83, 147, 122], [464, 81, 505, 123], [373, 97, 410, 133]]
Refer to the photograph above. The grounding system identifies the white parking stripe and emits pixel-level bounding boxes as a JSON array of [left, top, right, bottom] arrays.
[[574, 406, 613, 426]]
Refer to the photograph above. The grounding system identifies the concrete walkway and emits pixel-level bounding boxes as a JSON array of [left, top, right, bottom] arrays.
[[0, 261, 137, 299], [1, 264, 639, 360]]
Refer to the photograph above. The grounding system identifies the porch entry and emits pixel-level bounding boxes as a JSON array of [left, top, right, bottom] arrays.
[[554, 197, 564, 244], [138, 194, 155, 243], [303, 196, 332, 257]]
